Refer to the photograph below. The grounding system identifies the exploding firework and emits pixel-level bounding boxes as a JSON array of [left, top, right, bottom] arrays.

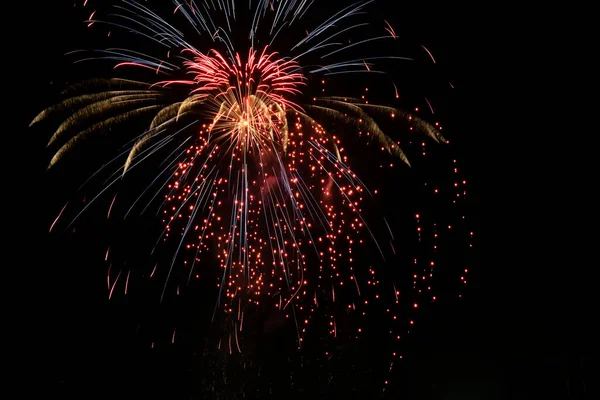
[[33, 0, 473, 393]]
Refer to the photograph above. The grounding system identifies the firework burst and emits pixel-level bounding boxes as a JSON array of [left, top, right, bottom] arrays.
[[33, 0, 472, 393]]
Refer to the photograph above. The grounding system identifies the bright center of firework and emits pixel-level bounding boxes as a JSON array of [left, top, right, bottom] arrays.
[[179, 47, 305, 151]]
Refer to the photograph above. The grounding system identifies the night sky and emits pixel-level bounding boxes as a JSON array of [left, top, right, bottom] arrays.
[[16, 1, 589, 399]]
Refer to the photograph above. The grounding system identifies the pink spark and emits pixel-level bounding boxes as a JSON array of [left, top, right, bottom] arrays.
[[235, 328, 241, 352], [107, 264, 112, 290], [333, 319, 337, 337], [49, 202, 68, 232], [421, 44, 436, 64], [332, 285, 336, 302], [109, 269, 122, 299], [384, 20, 398, 38], [424, 97, 435, 114], [87, 11, 96, 27], [125, 270, 130, 294], [107, 194, 117, 218]]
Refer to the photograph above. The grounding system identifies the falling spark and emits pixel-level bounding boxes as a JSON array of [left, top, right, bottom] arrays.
[[87, 11, 96, 27], [108, 269, 122, 299], [420, 44, 436, 63], [107, 194, 117, 218], [49, 203, 68, 232], [424, 97, 435, 114], [384, 20, 398, 39], [125, 270, 130, 294]]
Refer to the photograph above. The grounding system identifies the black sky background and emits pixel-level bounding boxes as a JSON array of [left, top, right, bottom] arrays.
[[13, 1, 590, 398]]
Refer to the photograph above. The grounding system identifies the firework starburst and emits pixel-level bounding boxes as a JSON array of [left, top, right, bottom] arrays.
[[32, 2, 473, 392]]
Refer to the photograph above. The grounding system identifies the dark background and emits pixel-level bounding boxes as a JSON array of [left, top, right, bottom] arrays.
[[14, 1, 588, 398]]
